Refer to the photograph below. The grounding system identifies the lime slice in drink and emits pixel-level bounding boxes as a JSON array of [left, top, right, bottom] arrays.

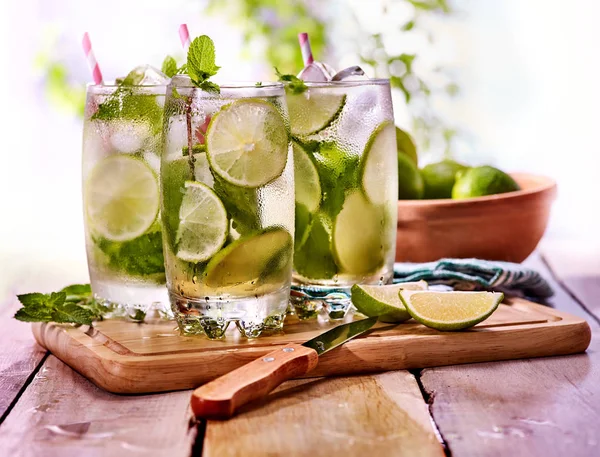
[[85, 155, 159, 242], [399, 290, 504, 331], [206, 99, 289, 188], [293, 212, 338, 280], [333, 191, 385, 275], [360, 121, 398, 205], [292, 142, 321, 212], [204, 228, 292, 288], [175, 181, 228, 263], [287, 92, 346, 136], [351, 281, 428, 323]]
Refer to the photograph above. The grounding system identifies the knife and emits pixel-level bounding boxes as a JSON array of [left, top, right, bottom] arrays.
[[190, 317, 378, 419]]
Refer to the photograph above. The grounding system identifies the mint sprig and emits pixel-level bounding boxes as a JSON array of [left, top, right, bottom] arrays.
[[275, 67, 307, 94], [185, 36, 221, 93], [14, 284, 109, 326]]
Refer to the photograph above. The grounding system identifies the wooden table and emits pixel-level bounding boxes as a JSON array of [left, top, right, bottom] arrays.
[[1, 245, 598, 457]]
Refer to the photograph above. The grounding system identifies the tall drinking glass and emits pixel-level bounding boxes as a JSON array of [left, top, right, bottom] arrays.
[[287, 80, 398, 318], [82, 82, 168, 314], [161, 77, 294, 338]]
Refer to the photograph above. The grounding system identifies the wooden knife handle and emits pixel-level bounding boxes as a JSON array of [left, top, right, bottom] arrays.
[[190, 343, 319, 420]]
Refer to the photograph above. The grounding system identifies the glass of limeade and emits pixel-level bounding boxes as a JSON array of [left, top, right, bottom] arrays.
[[287, 79, 398, 318], [161, 76, 295, 338], [82, 67, 169, 316]]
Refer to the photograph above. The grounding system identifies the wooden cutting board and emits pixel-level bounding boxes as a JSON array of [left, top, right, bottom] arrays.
[[32, 297, 591, 394]]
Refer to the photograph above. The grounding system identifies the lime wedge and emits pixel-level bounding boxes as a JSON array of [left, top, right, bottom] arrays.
[[351, 281, 428, 323], [333, 191, 385, 275], [204, 228, 292, 288], [360, 121, 397, 205], [399, 290, 504, 331], [85, 155, 159, 242], [287, 91, 346, 136], [175, 181, 228, 263], [206, 99, 289, 188], [292, 141, 321, 212]]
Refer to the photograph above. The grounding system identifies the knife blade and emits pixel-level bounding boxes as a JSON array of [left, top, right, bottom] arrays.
[[191, 317, 378, 419]]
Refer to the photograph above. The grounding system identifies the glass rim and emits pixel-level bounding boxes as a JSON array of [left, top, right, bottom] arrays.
[[169, 76, 285, 90], [86, 81, 167, 89], [300, 78, 391, 88]]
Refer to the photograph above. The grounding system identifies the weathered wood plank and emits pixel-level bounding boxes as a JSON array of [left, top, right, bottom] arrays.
[[0, 355, 198, 457], [203, 371, 445, 457], [0, 300, 47, 421], [541, 241, 600, 322], [418, 253, 600, 457]]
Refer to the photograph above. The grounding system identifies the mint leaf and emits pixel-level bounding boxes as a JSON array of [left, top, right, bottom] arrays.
[[14, 305, 53, 322], [186, 35, 221, 92], [95, 231, 165, 279], [161, 55, 178, 78], [14, 283, 111, 325], [275, 67, 307, 94], [52, 303, 94, 326], [129, 309, 147, 323], [17, 293, 49, 307], [255, 81, 263, 87]]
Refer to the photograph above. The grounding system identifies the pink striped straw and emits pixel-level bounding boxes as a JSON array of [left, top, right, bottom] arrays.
[[298, 32, 314, 66], [82, 32, 103, 85], [179, 24, 191, 51]]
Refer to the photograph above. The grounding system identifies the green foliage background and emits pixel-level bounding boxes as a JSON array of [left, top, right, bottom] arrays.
[[39, 0, 456, 156]]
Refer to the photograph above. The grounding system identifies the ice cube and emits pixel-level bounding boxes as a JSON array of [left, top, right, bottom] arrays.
[[110, 121, 151, 153], [121, 65, 170, 86], [332, 66, 368, 81], [298, 62, 337, 82]]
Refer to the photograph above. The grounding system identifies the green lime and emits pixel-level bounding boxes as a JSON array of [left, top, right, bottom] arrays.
[[351, 281, 428, 323], [204, 228, 292, 288], [293, 212, 338, 280], [360, 121, 398, 205], [399, 290, 504, 331], [287, 91, 346, 136], [175, 181, 229, 263], [85, 155, 159, 242], [292, 141, 321, 212], [452, 166, 520, 199], [421, 160, 469, 199], [206, 99, 289, 188], [395, 126, 418, 164], [333, 191, 385, 275], [397, 153, 424, 199]]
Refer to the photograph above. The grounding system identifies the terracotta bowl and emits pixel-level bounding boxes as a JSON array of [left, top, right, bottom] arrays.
[[395, 173, 557, 263]]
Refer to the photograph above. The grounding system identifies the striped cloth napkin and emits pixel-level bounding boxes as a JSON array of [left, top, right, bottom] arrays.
[[394, 258, 554, 300]]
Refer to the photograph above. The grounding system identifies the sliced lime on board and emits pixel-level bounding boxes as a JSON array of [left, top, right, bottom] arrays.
[[287, 92, 346, 136], [351, 281, 428, 323], [85, 155, 159, 242], [360, 121, 398, 205], [333, 191, 385, 275], [206, 99, 289, 188], [204, 228, 292, 288], [399, 290, 504, 331], [292, 141, 321, 212], [175, 181, 228, 263]]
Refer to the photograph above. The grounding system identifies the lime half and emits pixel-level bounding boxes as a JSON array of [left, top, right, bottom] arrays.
[[360, 121, 398, 205], [204, 228, 292, 288], [206, 99, 289, 188], [351, 281, 428, 323], [399, 290, 504, 331], [175, 181, 228, 263], [293, 142, 321, 212], [287, 91, 346, 136], [333, 191, 385, 275], [85, 155, 159, 242]]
